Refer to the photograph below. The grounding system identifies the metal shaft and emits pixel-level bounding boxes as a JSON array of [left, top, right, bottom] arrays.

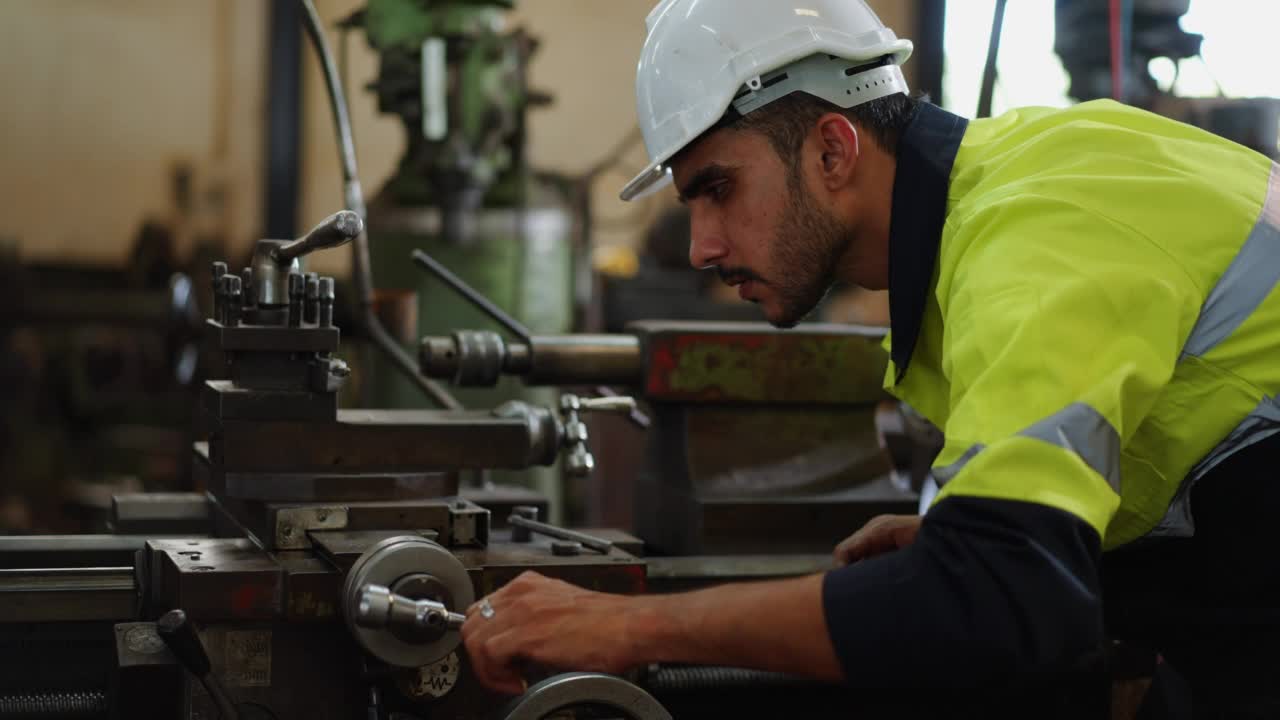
[[506, 516, 614, 554], [355, 584, 466, 634]]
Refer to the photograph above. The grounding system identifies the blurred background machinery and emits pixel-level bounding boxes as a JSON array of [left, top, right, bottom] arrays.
[[1052, 0, 1280, 155]]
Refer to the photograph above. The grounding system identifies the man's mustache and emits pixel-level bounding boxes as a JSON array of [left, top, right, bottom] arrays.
[[715, 266, 765, 285]]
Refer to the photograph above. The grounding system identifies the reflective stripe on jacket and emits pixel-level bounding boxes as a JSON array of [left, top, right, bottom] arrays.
[[888, 100, 1279, 549]]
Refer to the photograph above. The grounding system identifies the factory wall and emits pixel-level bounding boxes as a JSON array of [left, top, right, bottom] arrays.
[[0, 0, 267, 266], [1, 0, 914, 276]]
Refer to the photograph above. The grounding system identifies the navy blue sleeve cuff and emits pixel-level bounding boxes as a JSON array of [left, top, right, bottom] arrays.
[[822, 496, 1105, 688]]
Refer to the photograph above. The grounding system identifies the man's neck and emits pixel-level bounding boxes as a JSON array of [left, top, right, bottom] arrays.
[[834, 141, 897, 290]]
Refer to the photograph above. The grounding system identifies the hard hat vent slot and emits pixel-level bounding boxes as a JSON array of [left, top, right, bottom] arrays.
[[761, 73, 789, 90]]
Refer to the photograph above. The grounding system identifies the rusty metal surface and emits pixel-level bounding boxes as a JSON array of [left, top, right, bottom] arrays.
[[636, 403, 914, 556], [686, 406, 891, 497], [150, 539, 281, 620], [212, 409, 558, 473], [277, 551, 343, 622], [632, 321, 889, 405]]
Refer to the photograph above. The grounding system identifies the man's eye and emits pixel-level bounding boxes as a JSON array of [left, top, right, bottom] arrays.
[[709, 181, 730, 201]]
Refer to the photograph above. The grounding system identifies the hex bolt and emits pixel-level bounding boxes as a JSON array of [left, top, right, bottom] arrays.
[[304, 275, 320, 325], [212, 262, 228, 323], [318, 277, 335, 328], [287, 272, 305, 327], [222, 275, 242, 326], [240, 267, 255, 309], [510, 505, 539, 543]]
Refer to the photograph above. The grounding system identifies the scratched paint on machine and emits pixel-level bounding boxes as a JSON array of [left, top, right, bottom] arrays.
[[644, 331, 888, 404], [223, 630, 272, 687]]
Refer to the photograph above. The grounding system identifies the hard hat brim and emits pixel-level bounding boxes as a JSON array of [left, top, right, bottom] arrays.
[[620, 162, 673, 202]]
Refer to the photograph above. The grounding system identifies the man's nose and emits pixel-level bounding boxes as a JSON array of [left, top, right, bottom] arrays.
[[688, 211, 728, 269]]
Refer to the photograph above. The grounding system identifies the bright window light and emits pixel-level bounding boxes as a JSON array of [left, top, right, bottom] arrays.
[[942, 0, 1070, 118]]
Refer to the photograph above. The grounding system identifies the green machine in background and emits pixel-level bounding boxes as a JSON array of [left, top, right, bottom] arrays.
[[351, 0, 576, 517]]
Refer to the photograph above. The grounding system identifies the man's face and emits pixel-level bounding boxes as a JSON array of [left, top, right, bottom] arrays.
[[671, 128, 853, 328]]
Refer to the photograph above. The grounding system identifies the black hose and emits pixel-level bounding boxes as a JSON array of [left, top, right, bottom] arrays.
[[296, 0, 462, 410], [0, 691, 107, 718], [645, 665, 822, 692]]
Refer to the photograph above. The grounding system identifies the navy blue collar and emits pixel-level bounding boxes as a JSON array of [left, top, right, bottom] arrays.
[[887, 102, 968, 383]]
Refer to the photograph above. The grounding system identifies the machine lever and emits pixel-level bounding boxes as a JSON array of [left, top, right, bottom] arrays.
[[507, 515, 615, 555], [157, 609, 241, 720], [355, 583, 466, 635], [411, 249, 533, 343], [273, 210, 364, 263]]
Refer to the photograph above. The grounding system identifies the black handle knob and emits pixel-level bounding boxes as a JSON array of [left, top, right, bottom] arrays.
[[157, 609, 211, 678]]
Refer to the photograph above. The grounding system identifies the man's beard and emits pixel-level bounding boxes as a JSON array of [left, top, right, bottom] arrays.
[[763, 173, 853, 328]]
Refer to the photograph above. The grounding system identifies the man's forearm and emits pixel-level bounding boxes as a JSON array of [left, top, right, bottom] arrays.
[[627, 573, 843, 682]]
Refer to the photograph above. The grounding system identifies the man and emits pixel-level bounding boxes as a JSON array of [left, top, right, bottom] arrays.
[[463, 0, 1280, 714]]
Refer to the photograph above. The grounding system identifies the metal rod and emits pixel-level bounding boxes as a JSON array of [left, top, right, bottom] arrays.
[[297, 0, 461, 411], [412, 249, 533, 344], [0, 567, 135, 593], [507, 516, 614, 554], [976, 0, 1008, 118]]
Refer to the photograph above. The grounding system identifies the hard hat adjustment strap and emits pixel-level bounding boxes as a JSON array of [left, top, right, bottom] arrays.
[[731, 54, 910, 117]]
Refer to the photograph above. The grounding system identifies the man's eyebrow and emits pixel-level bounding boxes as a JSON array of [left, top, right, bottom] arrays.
[[677, 163, 736, 204]]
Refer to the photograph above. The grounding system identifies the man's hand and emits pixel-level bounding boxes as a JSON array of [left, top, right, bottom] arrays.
[[461, 571, 647, 695], [834, 514, 922, 565]]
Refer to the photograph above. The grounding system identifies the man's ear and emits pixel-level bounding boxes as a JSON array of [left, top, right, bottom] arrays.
[[815, 113, 860, 191]]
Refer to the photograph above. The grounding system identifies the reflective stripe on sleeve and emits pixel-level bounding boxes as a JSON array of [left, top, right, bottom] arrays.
[[1183, 161, 1280, 357], [933, 402, 1121, 494]]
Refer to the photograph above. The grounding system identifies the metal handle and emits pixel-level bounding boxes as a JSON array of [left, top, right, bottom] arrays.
[[506, 516, 615, 555], [571, 396, 637, 415], [157, 609, 241, 720], [355, 584, 466, 635], [273, 210, 364, 263]]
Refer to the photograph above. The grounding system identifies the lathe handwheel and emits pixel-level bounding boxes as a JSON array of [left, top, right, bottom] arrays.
[[342, 535, 474, 667], [500, 673, 672, 720]]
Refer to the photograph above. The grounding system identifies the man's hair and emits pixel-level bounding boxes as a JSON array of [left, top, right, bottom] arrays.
[[675, 54, 921, 173], [736, 91, 920, 169]]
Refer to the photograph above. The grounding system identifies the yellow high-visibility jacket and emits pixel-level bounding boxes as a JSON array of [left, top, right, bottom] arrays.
[[886, 99, 1279, 549]]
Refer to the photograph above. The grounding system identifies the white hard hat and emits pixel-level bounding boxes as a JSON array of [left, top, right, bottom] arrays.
[[620, 0, 913, 201]]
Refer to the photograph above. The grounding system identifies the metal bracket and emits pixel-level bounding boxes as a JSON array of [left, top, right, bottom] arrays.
[[274, 506, 349, 549]]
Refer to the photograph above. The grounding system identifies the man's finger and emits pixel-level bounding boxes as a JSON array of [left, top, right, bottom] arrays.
[[480, 629, 534, 695]]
